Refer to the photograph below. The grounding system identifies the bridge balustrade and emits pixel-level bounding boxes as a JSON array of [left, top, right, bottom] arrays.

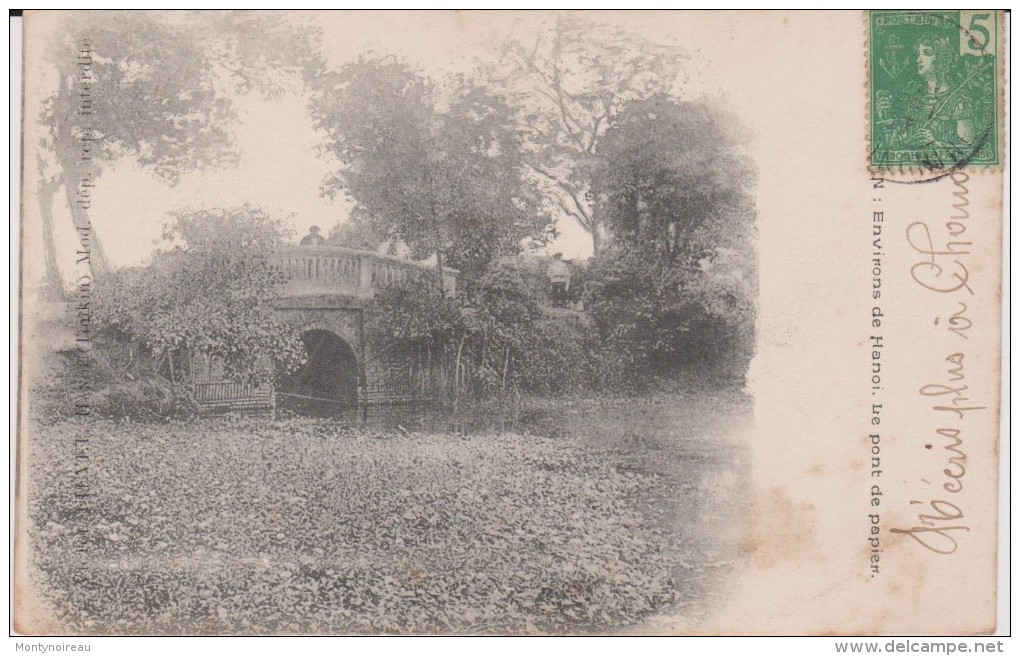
[[272, 245, 457, 298]]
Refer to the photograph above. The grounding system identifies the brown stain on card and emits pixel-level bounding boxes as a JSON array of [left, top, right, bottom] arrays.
[[12, 579, 65, 635], [739, 486, 817, 569], [453, 11, 475, 33]]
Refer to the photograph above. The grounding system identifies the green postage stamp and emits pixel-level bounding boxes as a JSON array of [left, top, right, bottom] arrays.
[[869, 10, 1001, 171]]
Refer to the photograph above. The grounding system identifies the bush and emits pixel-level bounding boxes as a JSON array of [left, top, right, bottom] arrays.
[[92, 205, 304, 391], [370, 260, 607, 399], [514, 316, 599, 395], [584, 244, 755, 386], [369, 275, 463, 350], [86, 378, 198, 420], [29, 341, 199, 424]]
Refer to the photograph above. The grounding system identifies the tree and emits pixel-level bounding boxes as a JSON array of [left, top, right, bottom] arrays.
[[327, 206, 390, 253], [309, 58, 553, 288], [592, 95, 755, 265], [94, 205, 304, 388], [35, 11, 319, 292], [501, 15, 686, 253], [585, 96, 757, 381]]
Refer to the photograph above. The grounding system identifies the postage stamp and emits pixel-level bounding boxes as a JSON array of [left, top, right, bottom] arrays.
[[869, 10, 1001, 172]]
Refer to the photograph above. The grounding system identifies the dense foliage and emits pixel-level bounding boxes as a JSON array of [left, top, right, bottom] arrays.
[[370, 276, 465, 355], [585, 244, 752, 383], [369, 259, 602, 399], [93, 206, 304, 392], [310, 59, 554, 283], [29, 386, 748, 633], [585, 97, 757, 383]]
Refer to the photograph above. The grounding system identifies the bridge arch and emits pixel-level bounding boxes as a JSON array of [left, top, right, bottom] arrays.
[[280, 329, 359, 412]]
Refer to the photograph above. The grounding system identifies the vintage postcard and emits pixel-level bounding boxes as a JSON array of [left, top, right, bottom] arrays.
[[14, 10, 1007, 636]]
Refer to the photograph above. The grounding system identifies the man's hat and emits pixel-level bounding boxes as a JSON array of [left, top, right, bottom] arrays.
[[309, 225, 321, 233]]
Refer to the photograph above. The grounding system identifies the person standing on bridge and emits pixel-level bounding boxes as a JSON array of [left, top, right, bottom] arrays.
[[300, 225, 326, 246], [546, 252, 571, 309]]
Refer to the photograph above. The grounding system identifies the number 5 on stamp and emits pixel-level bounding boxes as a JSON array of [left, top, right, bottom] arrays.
[[960, 11, 995, 57]]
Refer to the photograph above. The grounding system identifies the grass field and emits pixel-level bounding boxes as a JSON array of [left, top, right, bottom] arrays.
[[23, 388, 751, 634]]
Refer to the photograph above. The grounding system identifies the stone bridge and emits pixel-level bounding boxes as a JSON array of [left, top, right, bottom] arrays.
[[196, 245, 458, 414]]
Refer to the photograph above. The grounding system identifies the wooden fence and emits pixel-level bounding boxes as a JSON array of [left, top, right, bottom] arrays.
[[193, 381, 274, 414]]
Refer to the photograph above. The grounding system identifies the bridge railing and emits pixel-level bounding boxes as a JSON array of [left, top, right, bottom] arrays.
[[273, 245, 458, 298]]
